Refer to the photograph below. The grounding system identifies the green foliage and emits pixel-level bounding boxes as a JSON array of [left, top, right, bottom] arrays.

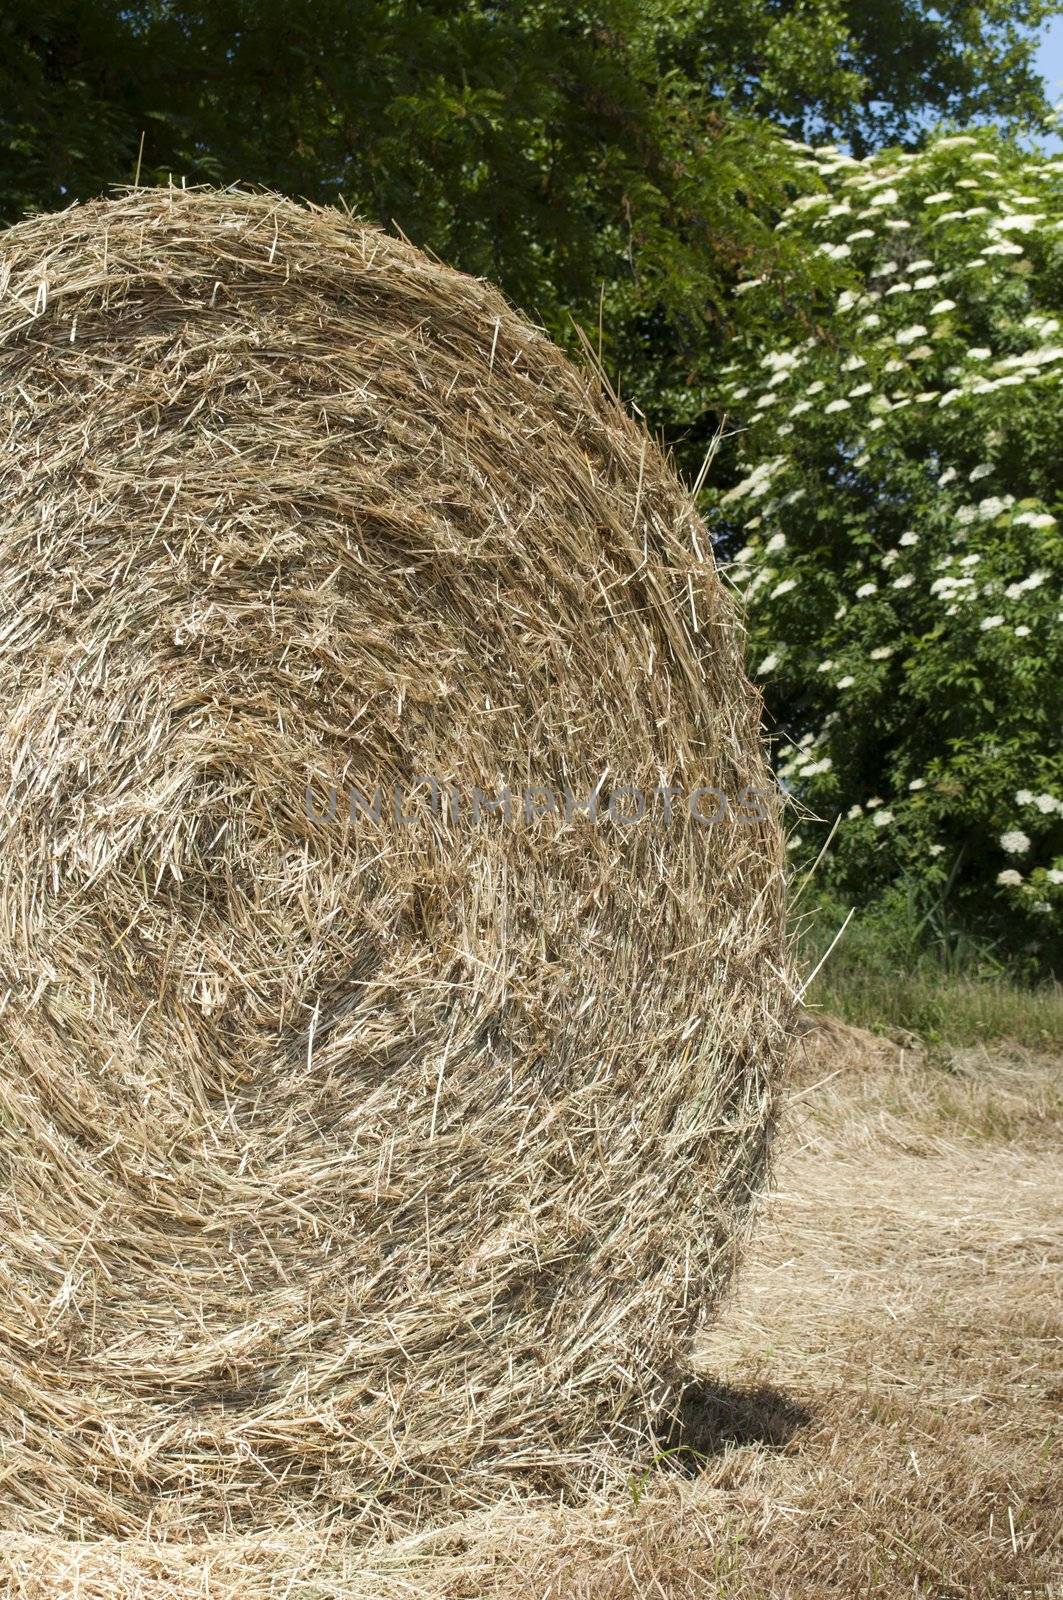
[[0, 3, 835, 418], [662, 0, 1057, 151], [1, 2, 1058, 405], [4, 3, 1056, 227], [712, 129, 1063, 968], [799, 887, 1063, 1046]]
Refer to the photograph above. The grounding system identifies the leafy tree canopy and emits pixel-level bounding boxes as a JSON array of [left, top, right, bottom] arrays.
[[1, 2, 1058, 307], [664, 0, 1056, 151]]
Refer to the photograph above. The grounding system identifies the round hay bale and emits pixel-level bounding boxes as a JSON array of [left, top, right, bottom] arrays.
[[0, 190, 791, 1535]]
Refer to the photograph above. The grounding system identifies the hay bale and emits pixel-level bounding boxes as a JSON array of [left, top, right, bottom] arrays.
[[0, 189, 791, 1536]]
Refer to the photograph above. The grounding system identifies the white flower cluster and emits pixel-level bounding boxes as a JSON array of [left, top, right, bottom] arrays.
[[717, 126, 1063, 922], [1015, 790, 1063, 815]]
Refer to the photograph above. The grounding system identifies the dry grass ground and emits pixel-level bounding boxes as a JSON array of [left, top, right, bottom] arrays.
[[3, 1018, 1060, 1598]]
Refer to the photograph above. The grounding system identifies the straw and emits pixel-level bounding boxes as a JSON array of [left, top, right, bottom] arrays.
[[0, 188, 793, 1541]]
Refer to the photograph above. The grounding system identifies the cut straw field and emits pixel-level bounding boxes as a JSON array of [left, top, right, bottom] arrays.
[[4, 1016, 1059, 1598]]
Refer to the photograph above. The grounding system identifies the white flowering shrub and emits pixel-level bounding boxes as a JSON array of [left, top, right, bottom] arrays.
[[711, 128, 1063, 963]]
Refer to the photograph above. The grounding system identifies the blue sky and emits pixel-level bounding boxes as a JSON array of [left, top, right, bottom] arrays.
[[1036, 14, 1063, 103]]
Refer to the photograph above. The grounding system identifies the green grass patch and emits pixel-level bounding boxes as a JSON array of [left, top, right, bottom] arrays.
[[797, 889, 1063, 1052]]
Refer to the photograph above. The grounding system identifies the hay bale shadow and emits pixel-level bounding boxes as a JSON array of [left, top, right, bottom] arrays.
[[659, 1378, 813, 1466]]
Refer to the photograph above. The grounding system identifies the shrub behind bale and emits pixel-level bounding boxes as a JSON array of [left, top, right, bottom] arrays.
[[0, 189, 791, 1537]]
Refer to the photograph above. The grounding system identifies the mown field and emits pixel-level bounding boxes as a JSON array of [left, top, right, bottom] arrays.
[[5, 1001, 1059, 1599]]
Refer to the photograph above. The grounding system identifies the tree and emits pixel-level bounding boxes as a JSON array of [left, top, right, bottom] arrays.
[[0, 0, 842, 482], [3, 1, 1060, 498], [5, 2, 1057, 211], [671, 0, 1060, 153], [710, 127, 1063, 966]]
